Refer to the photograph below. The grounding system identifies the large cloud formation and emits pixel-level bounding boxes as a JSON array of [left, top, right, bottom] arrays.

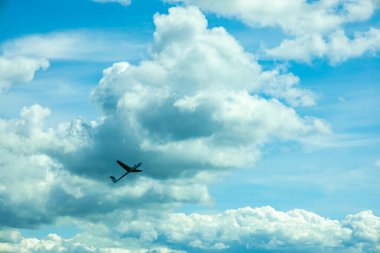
[[1, 206, 379, 253], [0, 104, 210, 228], [117, 206, 380, 252], [167, 0, 380, 63], [0, 5, 379, 253], [89, 6, 328, 178], [0, 6, 328, 227]]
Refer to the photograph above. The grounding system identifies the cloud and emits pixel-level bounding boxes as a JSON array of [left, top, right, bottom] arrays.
[[166, 0, 378, 34], [2, 207, 380, 253], [113, 206, 380, 252], [267, 27, 380, 64], [0, 5, 327, 231], [0, 236, 183, 253], [86, 6, 327, 180], [167, 0, 380, 63], [1, 3, 377, 253], [93, 0, 132, 6], [0, 56, 49, 92], [0, 30, 143, 93], [0, 6, 330, 231], [327, 28, 380, 64], [0, 233, 96, 253], [0, 104, 211, 228], [1, 31, 144, 62], [0, 104, 94, 227]]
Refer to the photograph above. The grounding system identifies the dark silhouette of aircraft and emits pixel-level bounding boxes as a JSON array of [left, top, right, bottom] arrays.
[[110, 160, 142, 183]]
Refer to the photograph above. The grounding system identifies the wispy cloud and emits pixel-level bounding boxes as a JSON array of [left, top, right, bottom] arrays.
[[1, 30, 145, 62], [93, 0, 131, 6], [0, 30, 145, 94]]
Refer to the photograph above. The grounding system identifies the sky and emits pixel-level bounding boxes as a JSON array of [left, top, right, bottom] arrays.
[[0, 0, 380, 252]]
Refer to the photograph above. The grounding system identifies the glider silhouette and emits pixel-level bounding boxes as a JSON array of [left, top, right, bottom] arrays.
[[110, 160, 142, 183]]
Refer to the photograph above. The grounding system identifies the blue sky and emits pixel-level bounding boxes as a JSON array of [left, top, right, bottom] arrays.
[[1, 0, 380, 252]]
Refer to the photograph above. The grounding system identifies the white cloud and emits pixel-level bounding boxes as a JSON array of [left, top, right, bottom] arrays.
[[266, 34, 328, 63], [0, 232, 97, 253], [0, 4, 377, 253], [1, 31, 144, 62], [0, 229, 185, 253], [327, 28, 380, 64], [167, 0, 380, 63], [0, 104, 212, 228], [0, 30, 143, 93], [267, 27, 380, 64], [4, 206, 378, 253], [112, 206, 380, 252], [93, 0, 131, 6], [89, 6, 328, 178], [167, 0, 378, 34], [0, 5, 328, 236], [0, 56, 49, 92]]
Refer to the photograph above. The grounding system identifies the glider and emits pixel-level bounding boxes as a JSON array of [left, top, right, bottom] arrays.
[[110, 160, 142, 183]]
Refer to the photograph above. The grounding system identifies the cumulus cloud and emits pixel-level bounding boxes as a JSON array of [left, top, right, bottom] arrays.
[[0, 104, 93, 227], [93, 0, 131, 6], [0, 56, 49, 92], [2, 207, 379, 253], [69, 6, 329, 187], [167, 0, 380, 63], [51, 5, 328, 195], [0, 104, 211, 228], [0, 233, 96, 253], [1, 3, 377, 253], [267, 27, 380, 64], [113, 206, 380, 252], [327, 28, 380, 64], [0, 234, 184, 253], [0, 5, 329, 234], [0, 3, 377, 253]]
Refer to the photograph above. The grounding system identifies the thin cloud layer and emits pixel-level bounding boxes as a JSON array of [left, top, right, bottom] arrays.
[[1, 31, 144, 62], [93, 0, 131, 6], [0, 30, 143, 93], [168, 0, 380, 63]]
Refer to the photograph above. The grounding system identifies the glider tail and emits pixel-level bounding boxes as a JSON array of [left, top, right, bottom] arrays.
[[110, 176, 118, 183]]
